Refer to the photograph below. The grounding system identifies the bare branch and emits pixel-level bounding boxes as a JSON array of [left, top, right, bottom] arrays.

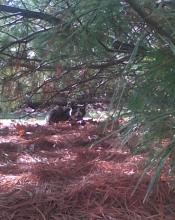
[[0, 4, 61, 24], [0, 27, 52, 53]]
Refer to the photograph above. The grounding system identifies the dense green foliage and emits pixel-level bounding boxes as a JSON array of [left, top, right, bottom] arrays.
[[0, 0, 147, 108]]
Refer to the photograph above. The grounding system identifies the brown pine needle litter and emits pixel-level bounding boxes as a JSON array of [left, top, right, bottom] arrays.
[[0, 121, 175, 220]]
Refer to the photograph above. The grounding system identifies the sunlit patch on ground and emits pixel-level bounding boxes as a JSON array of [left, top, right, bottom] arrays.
[[0, 120, 174, 219], [0, 118, 46, 127]]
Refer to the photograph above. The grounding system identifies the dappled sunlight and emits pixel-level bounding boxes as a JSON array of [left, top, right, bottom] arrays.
[[0, 120, 174, 219], [0, 118, 46, 127], [17, 153, 49, 164], [0, 173, 39, 191], [1, 0, 175, 219]]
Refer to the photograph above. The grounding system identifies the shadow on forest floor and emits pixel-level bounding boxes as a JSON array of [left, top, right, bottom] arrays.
[[0, 119, 175, 220]]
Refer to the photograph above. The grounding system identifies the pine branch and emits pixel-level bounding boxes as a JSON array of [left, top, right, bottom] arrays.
[[0, 4, 61, 24], [0, 27, 52, 53], [125, 0, 175, 44]]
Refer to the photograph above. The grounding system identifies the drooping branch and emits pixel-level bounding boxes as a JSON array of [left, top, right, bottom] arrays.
[[125, 0, 175, 43], [0, 4, 61, 24], [2, 54, 131, 74], [68, 55, 131, 71], [0, 27, 52, 53]]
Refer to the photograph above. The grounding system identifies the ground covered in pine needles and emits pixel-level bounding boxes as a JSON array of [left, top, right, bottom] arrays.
[[0, 120, 175, 220]]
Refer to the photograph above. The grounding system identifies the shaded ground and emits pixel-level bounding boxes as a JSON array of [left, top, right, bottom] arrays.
[[0, 119, 175, 220]]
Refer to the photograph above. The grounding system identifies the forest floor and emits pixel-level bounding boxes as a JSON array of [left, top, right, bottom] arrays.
[[0, 118, 175, 220]]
